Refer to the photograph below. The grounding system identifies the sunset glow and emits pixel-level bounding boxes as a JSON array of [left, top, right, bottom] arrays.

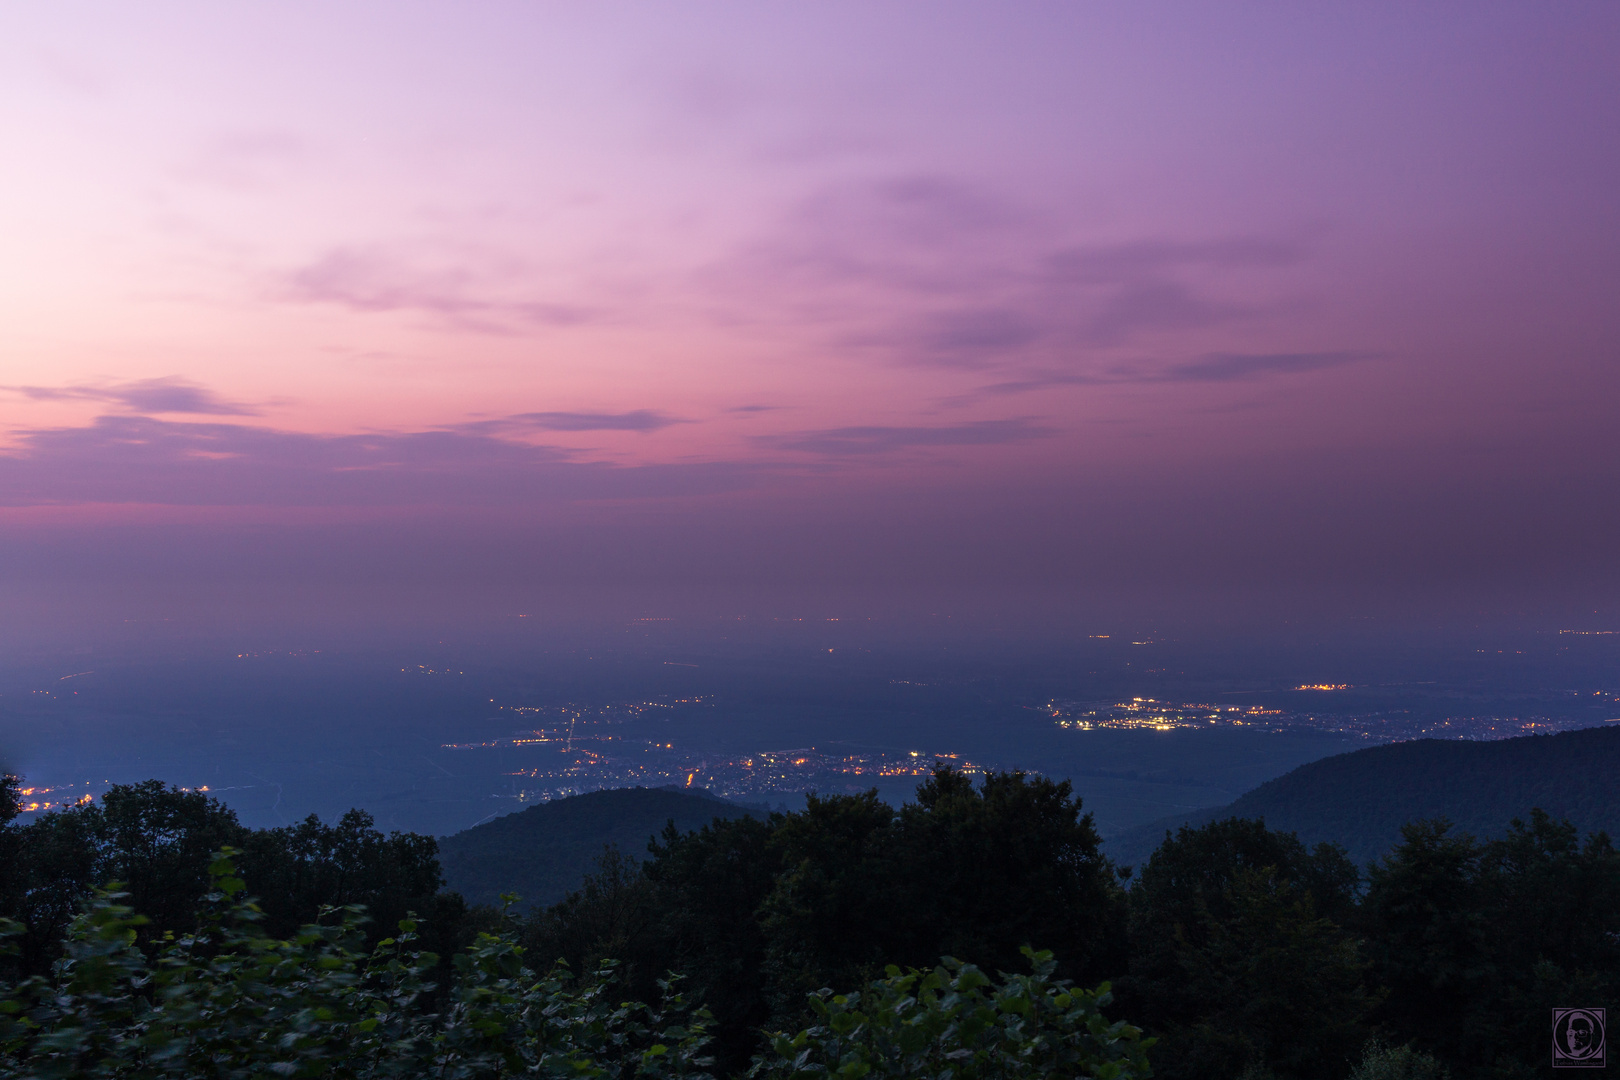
[[2, 3, 1617, 634]]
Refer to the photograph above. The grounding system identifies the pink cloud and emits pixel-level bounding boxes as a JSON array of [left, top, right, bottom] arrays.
[[0, 415, 757, 508], [282, 248, 597, 332], [5, 378, 259, 416], [704, 175, 1320, 371]]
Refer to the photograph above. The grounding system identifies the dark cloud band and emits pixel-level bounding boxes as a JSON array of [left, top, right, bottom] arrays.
[[4, 377, 258, 416]]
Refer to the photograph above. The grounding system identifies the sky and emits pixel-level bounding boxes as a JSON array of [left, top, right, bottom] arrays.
[[2, 3, 1618, 642]]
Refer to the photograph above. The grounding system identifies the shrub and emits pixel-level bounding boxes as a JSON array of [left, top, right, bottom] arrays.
[[0, 850, 713, 1080], [750, 948, 1152, 1080], [1347, 1041, 1448, 1080]]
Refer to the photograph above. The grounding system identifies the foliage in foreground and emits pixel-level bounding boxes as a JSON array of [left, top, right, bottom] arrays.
[[1345, 1042, 1447, 1080], [752, 949, 1151, 1080], [0, 852, 713, 1080], [0, 852, 1147, 1080], [0, 780, 452, 980]]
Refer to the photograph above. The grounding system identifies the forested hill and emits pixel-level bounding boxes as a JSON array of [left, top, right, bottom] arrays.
[[1105, 724, 1620, 868], [437, 786, 769, 908]]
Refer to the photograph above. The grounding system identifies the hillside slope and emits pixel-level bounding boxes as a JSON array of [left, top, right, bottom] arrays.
[[438, 786, 767, 909], [1104, 724, 1620, 869]]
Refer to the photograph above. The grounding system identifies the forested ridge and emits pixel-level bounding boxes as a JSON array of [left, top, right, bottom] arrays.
[[438, 786, 769, 909], [1, 765, 1616, 1080], [1107, 725, 1620, 867]]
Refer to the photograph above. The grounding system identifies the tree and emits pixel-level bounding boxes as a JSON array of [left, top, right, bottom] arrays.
[[758, 789, 901, 1021], [526, 844, 661, 985], [0, 781, 250, 975], [0, 773, 20, 826], [1, 781, 464, 979], [528, 814, 785, 1075], [239, 807, 447, 938], [892, 768, 1126, 984], [642, 813, 784, 1070], [759, 770, 1125, 1029], [0, 773, 23, 980], [91, 780, 252, 929], [1361, 812, 1620, 1080], [528, 769, 1126, 1074], [1359, 818, 1489, 1063], [1171, 866, 1373, 1080], [1124, 818, 1369, 1080]]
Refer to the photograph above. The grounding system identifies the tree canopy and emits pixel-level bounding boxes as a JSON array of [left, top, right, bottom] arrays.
[[4, 767, 1616, 1080]]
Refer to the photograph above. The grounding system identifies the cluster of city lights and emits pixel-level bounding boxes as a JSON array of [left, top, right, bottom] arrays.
[[494, 743, 983, 805], [434, 695, 993, 805], [1048, 696, 1609, 741], [11, 783, 101, 814], [1049, 698, 1280, 732]]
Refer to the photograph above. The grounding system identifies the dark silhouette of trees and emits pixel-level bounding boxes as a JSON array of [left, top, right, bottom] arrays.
[[1361, 811, 1620, 1079], [1122, 818, 1372, 1080], [0, 773, 20, 826], [4, 767, 1617, 1080], [0, 781, 454, 977], [527, 768, 1123, 1074]]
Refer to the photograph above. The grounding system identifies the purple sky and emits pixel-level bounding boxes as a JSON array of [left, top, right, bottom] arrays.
[[2, 4, 1618, 639]]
